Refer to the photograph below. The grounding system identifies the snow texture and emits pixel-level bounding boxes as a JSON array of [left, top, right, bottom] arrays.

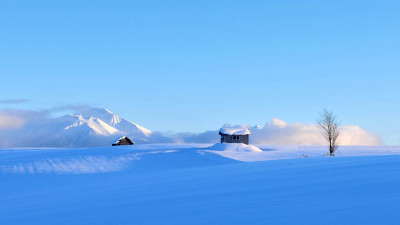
[[1, 144, 400, 225], [2, 144, 400, 225]]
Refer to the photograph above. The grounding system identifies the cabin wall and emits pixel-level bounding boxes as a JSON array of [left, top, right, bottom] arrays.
[[118, 139, 132, 145], [220, 134, 249, 145]]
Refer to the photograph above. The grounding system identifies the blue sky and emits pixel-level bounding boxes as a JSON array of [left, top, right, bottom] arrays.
[[0, 0, 399, 144]]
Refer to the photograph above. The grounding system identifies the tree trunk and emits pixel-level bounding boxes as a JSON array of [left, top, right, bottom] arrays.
[[330, 146, 334, 156]]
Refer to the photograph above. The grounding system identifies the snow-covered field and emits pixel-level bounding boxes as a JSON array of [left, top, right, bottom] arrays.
[[1, 144, 400, 224]]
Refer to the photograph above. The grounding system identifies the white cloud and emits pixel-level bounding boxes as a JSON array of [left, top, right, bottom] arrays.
[[270, 118, 288, 128], [0, 109, 50, 129], [0, 99, 30, 104], [244, 119, 381, 146], [0, 113, 26, 128], [339, 125, 382, 145]]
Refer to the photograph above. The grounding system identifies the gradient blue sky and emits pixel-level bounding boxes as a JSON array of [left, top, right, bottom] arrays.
[[1, 0, 399, 144]]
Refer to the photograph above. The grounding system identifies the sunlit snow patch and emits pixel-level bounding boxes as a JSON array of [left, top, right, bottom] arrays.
[[203, 143, 264, 162]]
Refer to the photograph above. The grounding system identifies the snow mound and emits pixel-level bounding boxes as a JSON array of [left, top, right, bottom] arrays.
[[207, 143, 263, 152], [203, 143, 264, 162]]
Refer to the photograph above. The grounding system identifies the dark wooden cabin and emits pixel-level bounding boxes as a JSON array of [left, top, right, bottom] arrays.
[[219, 128, 250, 145], [112, 136, 135, 146]]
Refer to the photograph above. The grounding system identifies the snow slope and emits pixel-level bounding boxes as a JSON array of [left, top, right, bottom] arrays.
[[79, 107, 152, 137], [64, 115, 120, 136], [1, 144, 400, 225]]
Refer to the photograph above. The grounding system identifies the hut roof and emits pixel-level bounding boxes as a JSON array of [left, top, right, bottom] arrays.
[[220, 128, 250, 135], [113, 136, 134, 145]]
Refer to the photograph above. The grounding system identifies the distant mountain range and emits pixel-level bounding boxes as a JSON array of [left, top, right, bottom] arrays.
[[66, 107, 152, 139], [0, 108, 159, 148], [59, 108, 156, 146]]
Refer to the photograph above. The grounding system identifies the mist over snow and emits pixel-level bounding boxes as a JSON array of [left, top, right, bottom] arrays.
[[0, 107, 381, 147]]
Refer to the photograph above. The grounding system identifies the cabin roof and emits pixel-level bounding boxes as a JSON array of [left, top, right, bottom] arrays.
[[113, 136, 134, 144], [220, 128, 250, 135]]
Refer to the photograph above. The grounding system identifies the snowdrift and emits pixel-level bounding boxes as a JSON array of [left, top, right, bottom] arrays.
[[204, 143, 264, 162], [207, 143, 263, 152]]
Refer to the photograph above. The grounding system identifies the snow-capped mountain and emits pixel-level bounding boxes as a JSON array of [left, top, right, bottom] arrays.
[[0, 107, 154, 148], [77, 107, 152, 137], [58, 108, 153, 146], [64, 115, 120, 136]]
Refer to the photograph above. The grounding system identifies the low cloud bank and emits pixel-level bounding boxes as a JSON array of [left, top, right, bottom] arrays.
[[250, 118, 381, 145], [168, 118, 382, 146], [0, 108, 382, 147]]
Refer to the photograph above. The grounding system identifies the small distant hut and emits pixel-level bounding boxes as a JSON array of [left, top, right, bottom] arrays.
[[219, 128, 250, 145], [112, 136, 135, 146]]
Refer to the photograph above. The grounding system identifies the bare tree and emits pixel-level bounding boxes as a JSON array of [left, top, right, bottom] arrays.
[[317, 109, 340, 156]]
